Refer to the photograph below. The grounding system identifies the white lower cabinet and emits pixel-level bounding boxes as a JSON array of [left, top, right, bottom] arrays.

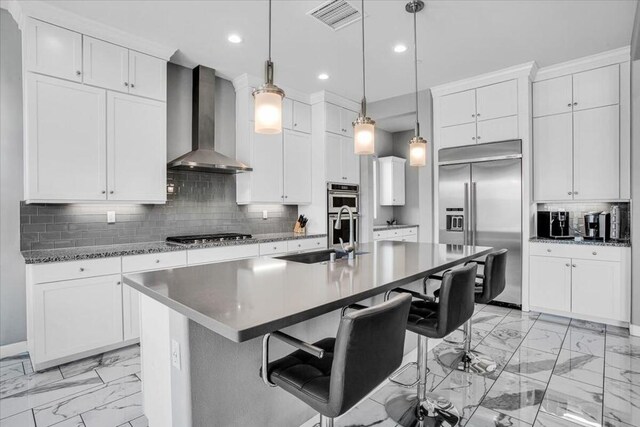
[[32, 274, 123, 365], [528, 243, 630, 324], [373, 227, 419, 242]]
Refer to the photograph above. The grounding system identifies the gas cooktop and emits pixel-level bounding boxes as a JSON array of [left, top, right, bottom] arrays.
[[166, 233, 253, 245]]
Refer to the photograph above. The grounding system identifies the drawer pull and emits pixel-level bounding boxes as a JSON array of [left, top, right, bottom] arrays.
[[592, 251, 597, 256], [546, 249, 551, 253], [79, 267, 85, 272], [155, 259, 160, 263], [273, 246, 277, 250]]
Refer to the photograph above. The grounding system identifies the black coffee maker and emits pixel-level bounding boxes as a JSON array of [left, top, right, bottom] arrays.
[[537, 211, 571, 239], [584, 212, 610, 240]]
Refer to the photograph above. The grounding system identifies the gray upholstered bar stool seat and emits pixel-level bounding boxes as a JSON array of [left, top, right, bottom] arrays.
[[432, 249, 508, 375], [385, 263, 478, 427], [260, 294, 412, 427]]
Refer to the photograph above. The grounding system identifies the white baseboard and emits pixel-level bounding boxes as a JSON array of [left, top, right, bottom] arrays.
[[630, 324, 640, 337], [0, 341, 28, 359]]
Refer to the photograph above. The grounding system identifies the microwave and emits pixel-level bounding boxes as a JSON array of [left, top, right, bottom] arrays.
[[327, 183, 359, 214]]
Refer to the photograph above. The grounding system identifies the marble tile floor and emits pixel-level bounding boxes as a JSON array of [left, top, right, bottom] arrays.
[[0, 345, 147, 427], [2, 305, 639, 427]]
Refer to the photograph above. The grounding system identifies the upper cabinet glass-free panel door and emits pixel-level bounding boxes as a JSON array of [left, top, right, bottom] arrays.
[[25, 18, 82, 82], [572, 64, 619, 112], [128, 50, 167, 101], [107, 92, 167, 202], [325, 132, 343, 183], [82, 36, 129, 93], [340, 109, 356, 138], [325, 103, 342, 135], [293, 102, 312, 134], [283, 130, 312, 204], [439, 123, 477, 149], [476, 115, 518, 144], [25, 74, 107, 202], [341, 135, 360, 184], [533, 113, 573, 201], [251, 131, 284, 203], [439, 89, 476, 127], [573, 105, 619, 200], [533, 75, 573, 118], [476, 80, 518, 121]]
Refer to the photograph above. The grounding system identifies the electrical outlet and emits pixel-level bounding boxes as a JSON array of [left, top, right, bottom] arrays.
[[171, 339, 181, 370], [107, 211, 116, 223], [262, 210, 268, 220]]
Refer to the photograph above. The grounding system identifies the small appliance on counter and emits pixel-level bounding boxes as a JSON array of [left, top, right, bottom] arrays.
[[583, 212, 610, 241], [537, 211, 572, 239], [610, 205, 630, 242]]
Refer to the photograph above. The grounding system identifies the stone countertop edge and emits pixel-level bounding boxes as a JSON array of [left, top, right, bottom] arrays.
[[22, 233, 328, 264], [529, 237, 631, 248], [373, 224, 419, 231], [123, 243, 495, 343]]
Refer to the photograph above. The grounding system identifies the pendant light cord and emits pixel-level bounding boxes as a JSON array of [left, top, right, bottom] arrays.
[[361, 0, 367, 114], [268, 0, 272, 62], [413, 4, 420, 137]]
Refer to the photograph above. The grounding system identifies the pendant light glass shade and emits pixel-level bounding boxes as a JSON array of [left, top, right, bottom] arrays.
[[353, 0, 375, 155], [406, 0, 427, 167], [354, 117, 375, 155], [253, 1, 284, 134]]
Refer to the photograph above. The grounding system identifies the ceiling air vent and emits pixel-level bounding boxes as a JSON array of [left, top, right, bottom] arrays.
[[308, 0, 361, 31]]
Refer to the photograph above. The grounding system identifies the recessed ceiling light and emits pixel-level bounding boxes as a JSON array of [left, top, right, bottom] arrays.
[[394, 44, 407, 53], [227, 34, 243, 44], [318, 73, 330, 80]]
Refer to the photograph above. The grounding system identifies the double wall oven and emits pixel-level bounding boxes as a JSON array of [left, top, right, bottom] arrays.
[[327, 183, 359, 246]]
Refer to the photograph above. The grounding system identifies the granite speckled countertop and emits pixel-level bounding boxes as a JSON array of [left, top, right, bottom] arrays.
[[529, 237, 631, 248], [373, 224, 419, 231], [21, 233, 327, 264]]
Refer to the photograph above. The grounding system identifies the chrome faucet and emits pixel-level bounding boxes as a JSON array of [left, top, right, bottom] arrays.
[[334, 205, 356, 259]]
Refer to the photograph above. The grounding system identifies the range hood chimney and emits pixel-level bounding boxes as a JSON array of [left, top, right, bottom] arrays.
[[168, 65, 252, 174]]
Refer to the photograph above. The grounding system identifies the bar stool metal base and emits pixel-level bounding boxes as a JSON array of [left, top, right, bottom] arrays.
[[385, 393, 460, 427], [434, 346, 497, 376]]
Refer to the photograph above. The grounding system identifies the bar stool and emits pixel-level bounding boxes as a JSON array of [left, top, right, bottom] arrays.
[[432, 249, 508, 375], [384, 263, 478, 427], [260, 294, 412, 427]]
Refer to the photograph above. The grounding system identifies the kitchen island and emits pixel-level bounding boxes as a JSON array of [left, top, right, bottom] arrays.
[[124, 241, 492, 427]]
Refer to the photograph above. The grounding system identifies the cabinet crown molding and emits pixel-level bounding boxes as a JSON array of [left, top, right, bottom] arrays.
[[309, 90, 360, 111], [431, 61, 537, 97], [534, 46, 631, 82], [2, 0, 176, 60]]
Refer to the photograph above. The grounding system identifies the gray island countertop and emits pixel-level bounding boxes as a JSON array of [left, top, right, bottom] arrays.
[[124, 241, 492, 342]]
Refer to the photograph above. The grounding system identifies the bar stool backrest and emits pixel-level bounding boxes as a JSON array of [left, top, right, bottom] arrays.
[[327, 293, 411, 417], [476, 249, 508, 304], [436, 263, 478, 337]]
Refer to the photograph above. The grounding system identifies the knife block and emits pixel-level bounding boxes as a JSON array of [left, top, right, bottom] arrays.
[[293, 221, 306, 235]]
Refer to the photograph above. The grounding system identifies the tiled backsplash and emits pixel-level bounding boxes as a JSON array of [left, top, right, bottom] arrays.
[[537, 201, 631, 238], [20, 171, 299, 251]]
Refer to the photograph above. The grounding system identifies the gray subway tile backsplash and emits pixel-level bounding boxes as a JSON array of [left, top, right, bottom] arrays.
[[20, 171, 299, 250]]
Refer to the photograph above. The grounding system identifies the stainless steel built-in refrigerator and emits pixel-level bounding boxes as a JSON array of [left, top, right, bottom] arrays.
[[438, 140, 522, 306]]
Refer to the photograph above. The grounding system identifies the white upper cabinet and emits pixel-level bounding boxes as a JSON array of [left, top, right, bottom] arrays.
[[340, 135, 360, 184], [533, 75, 572, 117], [476, 116, 518, 144], [439, 123, 477, 149], [238, 131, 283, 204], [325, 103, 356, 137], [25, 74, 107, 202], [533, 113, 573, 201], [572, 65, 619, 111], [283, 130, 312, 204], [440, 89, 476, 127], [379, 157, 406, 206], [283, 99, 311, 133], [107, 92, 167, 202], [128, 50, 167, 101], [475, 80, 518, 121], [325, 132, 343, 183], [25, 19, 82, 82], [573, 105, 619, 200], [82, 36, 129, 92]]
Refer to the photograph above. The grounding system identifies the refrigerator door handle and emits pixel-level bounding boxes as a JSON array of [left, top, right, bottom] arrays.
[[471, 182, 477, 246], [463, 183, 469, 246]]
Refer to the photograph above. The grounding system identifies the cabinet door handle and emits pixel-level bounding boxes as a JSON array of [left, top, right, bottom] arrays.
[[546, 249, 552, 253], [566, 263, 570, 267], [572, 264, 577, 268], [592, 251, 597, 256], [130, 83, 135, 88], [110, 191, 114, 194], [284, 195, 288, 199], [101, 190, 106, 194], [79, 267, 85, 272], [471, 114, 475, 118], [477, 136, 481, 140], [472, 137, 476, 140], [567, 191, 572, 195], [573, 102, 577, 106], [124, 82, 129, 87], [155, 259, 160, 263], [273, 246, 277, 250], [573, 191, 578, 195], [476, 113, 481, 117], [76, 70, 82, 76], [117, 281, 121, 286], [567, 103, 572, 107], [294, 123, 297, 127]]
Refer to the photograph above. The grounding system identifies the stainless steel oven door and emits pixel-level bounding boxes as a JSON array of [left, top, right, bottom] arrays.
[[328, 214, 360, 246], [328, 192, 359, 214]]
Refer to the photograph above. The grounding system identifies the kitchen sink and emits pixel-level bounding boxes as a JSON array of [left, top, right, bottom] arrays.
[[276, 249, 369, 264]]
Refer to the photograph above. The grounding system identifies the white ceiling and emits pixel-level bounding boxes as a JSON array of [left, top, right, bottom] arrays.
[[44, 0, 637, 102]]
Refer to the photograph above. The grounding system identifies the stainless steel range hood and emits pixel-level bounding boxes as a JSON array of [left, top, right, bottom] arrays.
[[168, 65, 252, 174]]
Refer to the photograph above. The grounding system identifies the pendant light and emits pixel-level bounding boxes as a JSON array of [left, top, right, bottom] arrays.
[[353, 0, 375, 155], [406, 0, 427, 167], [253, 0, 285, 134]]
